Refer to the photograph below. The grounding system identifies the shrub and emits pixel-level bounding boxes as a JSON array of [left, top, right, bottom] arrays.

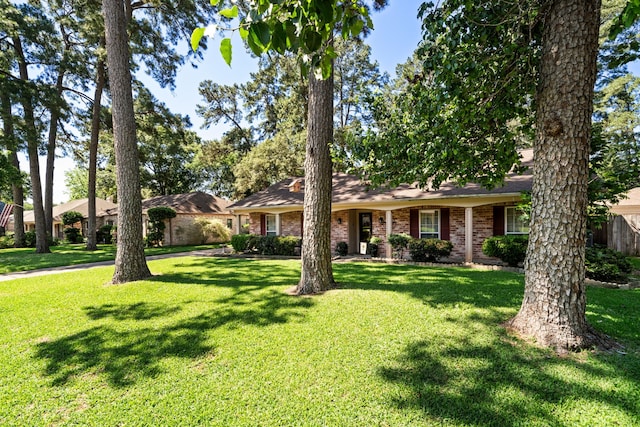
[[585, 246, 633, 282], [252, 235, 300, 256], [23, 231, 58, 248], [336, 241, 348, 256], [408, 238, 453, 262], [0, 234, 15, 249], [146, 207, 177, 247], [236, 235, 301, 256], [61, 210, 84, 226], [388, 233, 411, 258], [97, 225, 113, 244], [64, 227, 84, 244], [231, 234, 253, 252], [194, 218, 232, 244], [368, 237, 382, 257], [482, 235, 528, 267]]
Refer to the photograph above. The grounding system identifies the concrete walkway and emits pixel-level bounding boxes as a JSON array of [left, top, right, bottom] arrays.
[[0, 247, 231, 282]]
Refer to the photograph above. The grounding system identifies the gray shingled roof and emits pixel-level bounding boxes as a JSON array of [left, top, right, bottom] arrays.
[[23, 198, 117, 223], [141, 192, 231, 215], [229, 149, 533, 210]]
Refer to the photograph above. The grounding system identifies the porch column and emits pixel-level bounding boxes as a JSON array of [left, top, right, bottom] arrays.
[[235, 214, 241, 234], [465, 207, 473, 263], [386, 210, 393, 258]]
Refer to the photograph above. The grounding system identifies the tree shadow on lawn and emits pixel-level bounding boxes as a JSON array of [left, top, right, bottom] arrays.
[[379, 333, 640, 426], [34, 260, 313, 388], [335, 264, 640, 424]]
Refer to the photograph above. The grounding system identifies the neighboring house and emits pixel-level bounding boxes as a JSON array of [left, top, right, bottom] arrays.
[[102, 192, 237, 246], [602, 187, 640, 255], [229, 150, 534, 263], [22, 198, 117, 239]]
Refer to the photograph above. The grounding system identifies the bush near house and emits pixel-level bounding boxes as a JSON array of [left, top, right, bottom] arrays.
[[482, 235, 528, 267], [336, 241, 348, 256], [97, 225, 113, 244], [62, 210, 84, 243], [408, 238, 453, 262], [585, 245, 633, 283], [146, 207, 177, 247], [0, 233, 14, 249], [388, 233, 411, 259], [193, 218, 232, 244], [231, 234, 252, 252], [23, 230, 58, 248], [232, 234, 300, 256]]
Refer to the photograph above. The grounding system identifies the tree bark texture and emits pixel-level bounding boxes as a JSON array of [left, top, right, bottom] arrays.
[[103, 0, 151, 283], [0, 92, 24, 247], [507, 0, 612, 351], [13, 36, 49, 253], [86, 53, 106, 251], [45, 69, 66, 237], [296, 70, 336, 295]]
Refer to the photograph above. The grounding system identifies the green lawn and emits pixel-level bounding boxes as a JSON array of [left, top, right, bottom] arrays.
[[1, 258, 638, 426], [0, 243, 218, 274]]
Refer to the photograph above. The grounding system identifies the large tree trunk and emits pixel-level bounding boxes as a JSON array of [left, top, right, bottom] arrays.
[[44, 70, 65, 238], [296, 70, 335, 295], [103, 0, 151, 283], [0, 91, 25, 247], [86, 52, 106, 251], [13, 36, 49, 254], [507, 0, 613, 351]]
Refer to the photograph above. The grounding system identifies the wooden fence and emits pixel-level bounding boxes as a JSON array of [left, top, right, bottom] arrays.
[[597, 214, 640, 256]]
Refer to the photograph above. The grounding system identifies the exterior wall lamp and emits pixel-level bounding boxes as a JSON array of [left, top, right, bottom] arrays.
[[337, 217, 342, 224]]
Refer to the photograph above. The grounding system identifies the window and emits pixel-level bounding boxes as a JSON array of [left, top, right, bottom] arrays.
[[226, 218, 233, 229], [265, 214, 277, 236], [419, 210, 440, 239], [505, 207, 529, 234]]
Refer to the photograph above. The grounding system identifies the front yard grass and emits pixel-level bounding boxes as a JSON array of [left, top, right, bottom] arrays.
[[1, 258, 638, 426], [0, 243, 218, 274]]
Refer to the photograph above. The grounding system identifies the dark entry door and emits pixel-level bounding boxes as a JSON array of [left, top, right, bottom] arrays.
[[359, 212, 372, 254]]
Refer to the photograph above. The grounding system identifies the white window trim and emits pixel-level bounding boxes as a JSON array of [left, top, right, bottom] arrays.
[[265, 214, 279, 236], [419, 209, 440, 239], [505, 206, 529, 235]]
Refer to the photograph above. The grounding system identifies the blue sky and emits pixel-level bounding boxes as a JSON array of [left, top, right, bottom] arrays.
[[42, 1, 425, 203]]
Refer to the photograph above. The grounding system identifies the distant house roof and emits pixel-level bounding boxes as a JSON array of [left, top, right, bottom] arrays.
[[141, 192, 232, 215], [23, 198, 117, 223], [609, 187, 640, 215], [229, 149, 534, 212]]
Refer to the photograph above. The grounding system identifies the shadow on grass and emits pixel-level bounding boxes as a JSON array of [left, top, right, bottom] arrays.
[[379, 335, 640, 425], [34, 259, 312, 388]]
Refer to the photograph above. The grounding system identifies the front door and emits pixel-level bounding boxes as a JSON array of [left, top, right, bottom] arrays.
[[359, 212, 372, 254]]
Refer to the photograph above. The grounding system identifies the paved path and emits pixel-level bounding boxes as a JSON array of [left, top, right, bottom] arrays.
[[0, 248, 230, 282]]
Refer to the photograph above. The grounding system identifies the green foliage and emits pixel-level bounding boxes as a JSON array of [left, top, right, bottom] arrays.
[[23, 230, 58, 248], [63, 227, 83, 244], [97, 225, 113, 244], [408, 238, 453, 262], [193, 218, 231, 244], [354, 1, 537, 190], [147, 207, 177, 223], [146, 207, 177, 247], [482, 235, 529, 267], [61, 211, 84, 226], [230, 233, 252, 252], [249, 235, 300, 256], [335, 241, 348, 256], [192, 1, 384, 79], [388, 233, 411, 259], [0, 234, 14, 249], [585, 245, 633, 282]]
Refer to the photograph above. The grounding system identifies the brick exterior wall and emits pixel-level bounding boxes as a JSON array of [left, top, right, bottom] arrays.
[[164, 214, 235, 245], [252, 203, 513, 262]]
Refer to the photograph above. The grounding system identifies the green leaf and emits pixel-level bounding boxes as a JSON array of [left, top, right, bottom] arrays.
[[210, 0, 220, 5], [190, 27, 205, 52], [271, 24, 287, 54], [249, 22, 271, 49], [239, 25, 249, 41], [220, 37, 232, 66], [220, 5, 238, 19], [350, 18, 364, 37], [302, 29, 322, 52]]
